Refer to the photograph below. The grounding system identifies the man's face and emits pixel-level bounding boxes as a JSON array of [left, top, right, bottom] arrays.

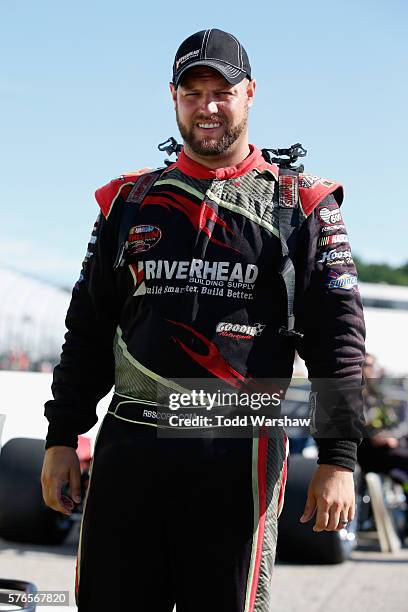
[[170, 67, 256, 157]]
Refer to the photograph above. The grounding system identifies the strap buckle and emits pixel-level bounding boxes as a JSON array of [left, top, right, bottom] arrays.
[[158, 137, 183, 166], [279, 326, 304, 338], [262, 143, 307, 170]]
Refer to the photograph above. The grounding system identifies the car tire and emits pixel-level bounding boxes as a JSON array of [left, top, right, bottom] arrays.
[[277, 454, 359, 564], [0, 438, 73, 545]]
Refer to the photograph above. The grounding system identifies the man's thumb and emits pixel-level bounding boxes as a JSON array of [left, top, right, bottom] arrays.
[[300, 496, 315, 522]]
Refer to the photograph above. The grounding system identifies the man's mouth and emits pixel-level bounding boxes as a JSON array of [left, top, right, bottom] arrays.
[[194, 117, 225, 134], [197, 122, 222, 129]]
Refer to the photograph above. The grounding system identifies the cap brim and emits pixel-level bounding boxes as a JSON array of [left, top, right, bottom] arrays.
[[174, 60, 248, 87]]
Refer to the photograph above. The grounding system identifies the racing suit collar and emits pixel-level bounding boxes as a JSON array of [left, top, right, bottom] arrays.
[[175, 144, 269, 180]]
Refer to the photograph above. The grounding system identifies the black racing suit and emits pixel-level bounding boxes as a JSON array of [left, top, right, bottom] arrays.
[[45, 145, 366, 611]]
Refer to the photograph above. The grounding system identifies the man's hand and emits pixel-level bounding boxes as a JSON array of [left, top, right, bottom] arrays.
[[299, 464, 355, 531], [41, 446, 82, 516], [371, 434, 399, 448]]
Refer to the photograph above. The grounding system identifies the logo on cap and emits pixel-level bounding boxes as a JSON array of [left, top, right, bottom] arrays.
[[176, 49, 200, 70]]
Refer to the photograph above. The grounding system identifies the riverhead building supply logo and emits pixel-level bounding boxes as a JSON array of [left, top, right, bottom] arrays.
[[128, 258, 259, 301]]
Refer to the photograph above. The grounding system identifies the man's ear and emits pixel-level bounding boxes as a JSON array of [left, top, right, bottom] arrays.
[[169, 82, 177, 109], [246, 78, 256, 108]]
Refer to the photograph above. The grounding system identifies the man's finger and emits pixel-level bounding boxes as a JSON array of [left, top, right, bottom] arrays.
[[325, 503, 342, 531], [300, 494, 316, 523], [335, 510, 350, 531], [313, 500, 330, 532], [48, 478, 72, 515], [68, 464, 82, 504], [60, 494, 75, 514]]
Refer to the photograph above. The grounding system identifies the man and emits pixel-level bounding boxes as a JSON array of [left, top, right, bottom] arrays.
[[41, 28, 366, 612], [358, 354, 408, 485]]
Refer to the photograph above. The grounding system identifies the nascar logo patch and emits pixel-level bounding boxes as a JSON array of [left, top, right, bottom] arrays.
[[318, 234, 349, 247]]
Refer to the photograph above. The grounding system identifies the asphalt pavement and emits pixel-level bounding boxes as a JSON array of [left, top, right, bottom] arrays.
[[0, 527, 407, 612]]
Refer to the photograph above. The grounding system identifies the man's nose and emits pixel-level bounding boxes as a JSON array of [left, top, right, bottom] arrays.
[[206, 101, 218, 114], [199, 96, 218, 114]]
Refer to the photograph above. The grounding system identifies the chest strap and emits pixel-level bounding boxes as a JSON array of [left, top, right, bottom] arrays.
[[277, 167, 304, 338], [113, 169, 164, 270]]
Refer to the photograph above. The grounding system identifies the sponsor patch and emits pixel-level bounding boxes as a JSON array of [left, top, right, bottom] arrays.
[[216, 321, 265, 340], [326, 271, 358, 291], [318, 248, 353, 265], [143, 259, 258, 284], [279, 175, 298, 208], [318, 207, 343, 225], [300, 174, 321, 188], [321, 180, 336, 188], [323, 259, 351, 268], [127, 225, 162, 254], [133, 259, 258, 301], [318, 234, 349, 247], [321, 224, 346, 233]]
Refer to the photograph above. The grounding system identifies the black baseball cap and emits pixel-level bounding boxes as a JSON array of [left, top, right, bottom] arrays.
[[172, 28, 251, 88]]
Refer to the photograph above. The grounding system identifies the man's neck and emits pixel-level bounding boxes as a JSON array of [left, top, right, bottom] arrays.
[[183, 141, 251, 169]]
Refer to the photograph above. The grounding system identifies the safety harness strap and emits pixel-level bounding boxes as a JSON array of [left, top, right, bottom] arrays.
[[113, 169, 164, 270], [276, 168, 304, 338]]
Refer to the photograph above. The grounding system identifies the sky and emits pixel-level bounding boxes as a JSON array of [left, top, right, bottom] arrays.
[[1, 0, 407, 288]]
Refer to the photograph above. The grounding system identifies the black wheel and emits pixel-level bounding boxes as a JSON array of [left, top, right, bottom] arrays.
[[0, 438, 73, 545], [277, 454, 359, 564], [0, 579, 37, 611]]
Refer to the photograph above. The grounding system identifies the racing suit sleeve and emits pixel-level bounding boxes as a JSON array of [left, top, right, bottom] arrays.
[[294, 193, 366, 471], [44, 206, 120, 449]]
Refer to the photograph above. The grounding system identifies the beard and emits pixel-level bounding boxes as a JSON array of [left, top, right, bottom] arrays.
[[176, 105, 248, 157]]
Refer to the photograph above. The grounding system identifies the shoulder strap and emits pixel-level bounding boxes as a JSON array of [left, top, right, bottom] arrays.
[[261, 145, 306, 338], [276, 167, 304, 338], [113, 169, 164, 270]]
